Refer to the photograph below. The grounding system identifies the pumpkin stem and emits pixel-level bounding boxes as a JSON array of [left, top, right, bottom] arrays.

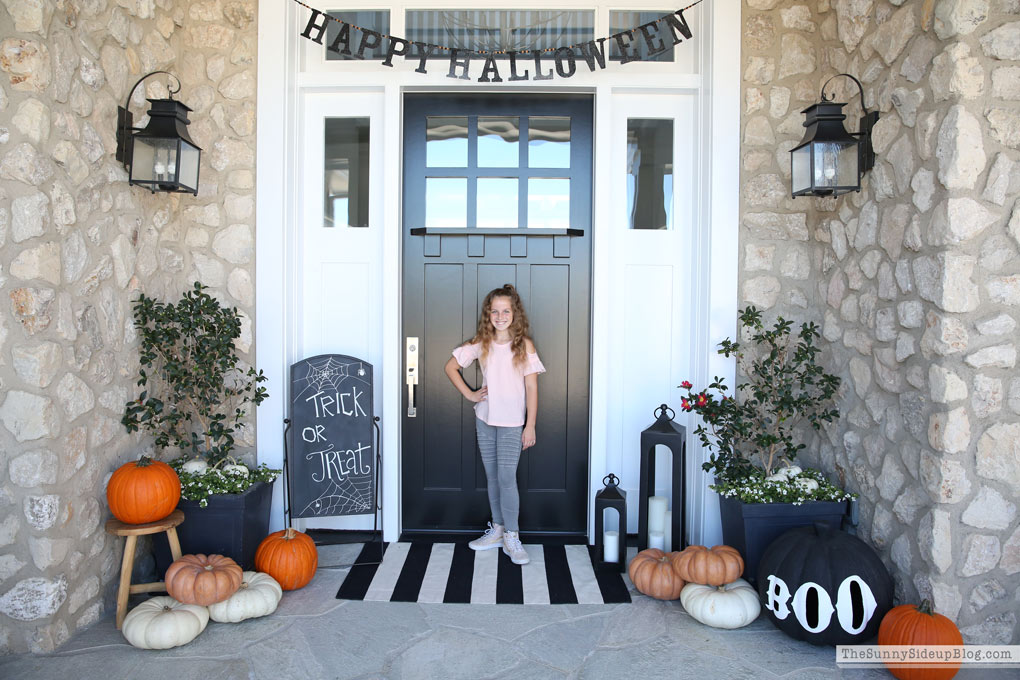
[[917, 599, 934, 616], [137, 455, 153, 467], [285, 528, 296, 540]]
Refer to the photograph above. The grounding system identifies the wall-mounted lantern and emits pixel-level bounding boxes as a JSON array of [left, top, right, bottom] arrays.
[[790, 73, 879, 198], [116, 71, 201, 195]]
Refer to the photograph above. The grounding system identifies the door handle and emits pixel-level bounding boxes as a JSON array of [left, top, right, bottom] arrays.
[[406, 337, 419, 417]]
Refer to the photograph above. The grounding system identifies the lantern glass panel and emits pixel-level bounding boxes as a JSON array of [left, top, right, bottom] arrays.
[[130, 137, 178, 185], [791, 145, 811, 195], [178, 140, 200, 191], [813, 140, 857, 189]]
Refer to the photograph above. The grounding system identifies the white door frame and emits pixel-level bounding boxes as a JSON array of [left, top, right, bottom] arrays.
[[257, 1, 740, 543]]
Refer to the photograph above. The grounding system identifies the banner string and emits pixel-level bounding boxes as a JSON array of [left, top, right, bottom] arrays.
[[289, 0, 704, 55]]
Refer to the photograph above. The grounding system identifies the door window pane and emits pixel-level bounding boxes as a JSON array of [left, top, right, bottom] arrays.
[[528, 178, 570, 229], [427, 117, 468, 167], [477, 178, 519, 228], [478, 117, 519, 168], [425, 178, 467, 228], [406, 10, 594, 56], [325, 10, 390, 61], [609, 11, 676, 62], [626, 119, 673, 230], [528, 117, 570, 168], [324, 117, 370, 228]]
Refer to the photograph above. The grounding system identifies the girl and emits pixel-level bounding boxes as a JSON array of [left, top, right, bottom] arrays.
[[444, 284, 544, 565]]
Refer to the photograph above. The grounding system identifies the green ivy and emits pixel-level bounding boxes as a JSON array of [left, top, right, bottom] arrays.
[[680, 306, 843, 488], [122, 282, 268, 466], [169, 457, 281, 508]]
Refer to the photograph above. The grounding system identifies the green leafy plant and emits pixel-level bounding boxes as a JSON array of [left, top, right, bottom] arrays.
[[680, 306, 847, 503], [170, 457, 280, 508], [123, 282, 269, 467]]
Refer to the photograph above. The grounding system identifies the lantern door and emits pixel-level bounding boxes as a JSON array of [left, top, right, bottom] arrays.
[[401, 93, 593, 535]]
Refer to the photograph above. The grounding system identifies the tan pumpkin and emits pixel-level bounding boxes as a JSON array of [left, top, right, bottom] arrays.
[[165, 554, 243, 606], [628, 548, 686, 600], [671, 545, 744, 586]]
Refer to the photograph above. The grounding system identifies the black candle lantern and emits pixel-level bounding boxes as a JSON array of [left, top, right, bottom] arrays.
[[638, 404, 686, 551], [116, 71, 202, 195], [790, 73, 878, 198], [594, 474, 627, 571]]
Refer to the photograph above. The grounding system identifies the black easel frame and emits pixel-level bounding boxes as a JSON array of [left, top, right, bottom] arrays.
[[282, 416, 384, 568]]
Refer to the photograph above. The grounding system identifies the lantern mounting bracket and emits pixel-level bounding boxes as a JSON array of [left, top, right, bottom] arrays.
[[819, 73, 879, 175], [115, 71, 182, 167]]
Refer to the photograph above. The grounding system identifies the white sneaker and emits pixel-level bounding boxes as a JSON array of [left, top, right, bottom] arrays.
[[468, 522, 504, 551], [502, 530, 530, 565]]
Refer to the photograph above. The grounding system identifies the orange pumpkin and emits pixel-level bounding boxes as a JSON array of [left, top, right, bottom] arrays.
[[106, 457, 181, 525], [878, 599, 964, 680], [255, 528, 318, 590], [165, 554, 243, 606], [628, 548, 686, 600], [671, 545, 744, 586]]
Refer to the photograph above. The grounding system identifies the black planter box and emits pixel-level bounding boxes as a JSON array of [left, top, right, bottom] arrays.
[[154, 481, 274, 575], [719, 494, 853, 585]]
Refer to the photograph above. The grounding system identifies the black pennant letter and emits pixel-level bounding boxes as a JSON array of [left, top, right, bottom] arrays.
[[301, 9, 330, 44]]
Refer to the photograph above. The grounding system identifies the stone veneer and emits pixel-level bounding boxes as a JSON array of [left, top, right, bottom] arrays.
[[0, 0, 257, 653], [740, 0, 1020, 643]]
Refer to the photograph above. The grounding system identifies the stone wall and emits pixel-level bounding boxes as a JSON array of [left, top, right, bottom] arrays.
[[0, 0, 257, 654], [740, 0, 1020, 643]]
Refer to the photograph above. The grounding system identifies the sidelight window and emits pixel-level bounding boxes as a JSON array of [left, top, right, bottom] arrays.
[[323, 117, 370, 228], [625, 119, 673, 230]]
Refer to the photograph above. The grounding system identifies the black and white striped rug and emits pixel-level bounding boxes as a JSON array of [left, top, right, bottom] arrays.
[[336, 541, 631, 604]]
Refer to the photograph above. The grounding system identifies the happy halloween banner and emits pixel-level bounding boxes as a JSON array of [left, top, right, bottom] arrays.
[[293, 1, 703, 82]]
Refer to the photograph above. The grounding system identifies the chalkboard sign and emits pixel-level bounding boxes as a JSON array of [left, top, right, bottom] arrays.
[[288, 354, 375, 519]]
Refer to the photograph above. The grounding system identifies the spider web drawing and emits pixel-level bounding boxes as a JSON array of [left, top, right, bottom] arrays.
[[292, 356, 370, 402], [299, 473, 374, 518]]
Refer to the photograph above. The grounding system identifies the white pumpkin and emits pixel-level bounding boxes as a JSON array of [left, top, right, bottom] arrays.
[[680, 578, 761, 629], [765, 472, 787, 482], [795, 477, 819, 492], [122, 596, 209, 649], [784, 465, 802, 477], [222, 464, 250, 477], [182, 459, 209, 475], [208, 571, 283, 623]]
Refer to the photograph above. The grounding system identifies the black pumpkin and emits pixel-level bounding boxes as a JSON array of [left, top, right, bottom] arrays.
[[757, 522, 893, 646]]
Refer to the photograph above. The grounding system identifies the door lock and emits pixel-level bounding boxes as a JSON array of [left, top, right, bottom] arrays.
[[406, 337, 419, 417]]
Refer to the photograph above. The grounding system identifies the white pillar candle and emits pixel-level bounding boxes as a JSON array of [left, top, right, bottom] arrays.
[[603, 530, 619, 563], [648, 496, 668, 533], [664, 510, 672, 552], [648, 531, 665, 551]]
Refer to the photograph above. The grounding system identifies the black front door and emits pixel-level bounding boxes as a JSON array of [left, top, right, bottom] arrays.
[[402, 93, 592, 535]]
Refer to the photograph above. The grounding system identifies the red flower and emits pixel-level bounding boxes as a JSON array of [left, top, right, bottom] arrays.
[[696, 393, 708, 407], [680, 380, 692, 390], [681, 397, 691, 411]]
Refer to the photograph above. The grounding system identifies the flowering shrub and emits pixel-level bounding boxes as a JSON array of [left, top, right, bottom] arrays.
[[170, 457, 280, 508], [713, 469, 854, 505], [680, 306, 846, 502]]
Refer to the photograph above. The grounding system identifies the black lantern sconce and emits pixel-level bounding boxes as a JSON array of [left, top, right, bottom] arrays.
[[594, 474, 627, 572], [116, 71, 201, 195], [790, 73, 879, 198]]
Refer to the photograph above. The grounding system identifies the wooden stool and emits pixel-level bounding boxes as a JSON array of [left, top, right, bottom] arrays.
[[105, 509, 184, 629]]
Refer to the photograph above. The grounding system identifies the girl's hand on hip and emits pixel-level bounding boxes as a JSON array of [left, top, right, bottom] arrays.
[[467, 386, 487, 403], [522, 426, 536, 449]]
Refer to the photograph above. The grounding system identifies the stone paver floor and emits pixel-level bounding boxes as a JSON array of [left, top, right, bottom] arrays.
[[0, 544, 1006, 679]]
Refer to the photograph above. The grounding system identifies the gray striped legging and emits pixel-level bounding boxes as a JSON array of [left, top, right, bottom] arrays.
[[475, 418, 524, 533]]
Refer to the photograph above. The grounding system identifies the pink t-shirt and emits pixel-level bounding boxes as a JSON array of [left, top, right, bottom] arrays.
[[451, 340, 545, 427]]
